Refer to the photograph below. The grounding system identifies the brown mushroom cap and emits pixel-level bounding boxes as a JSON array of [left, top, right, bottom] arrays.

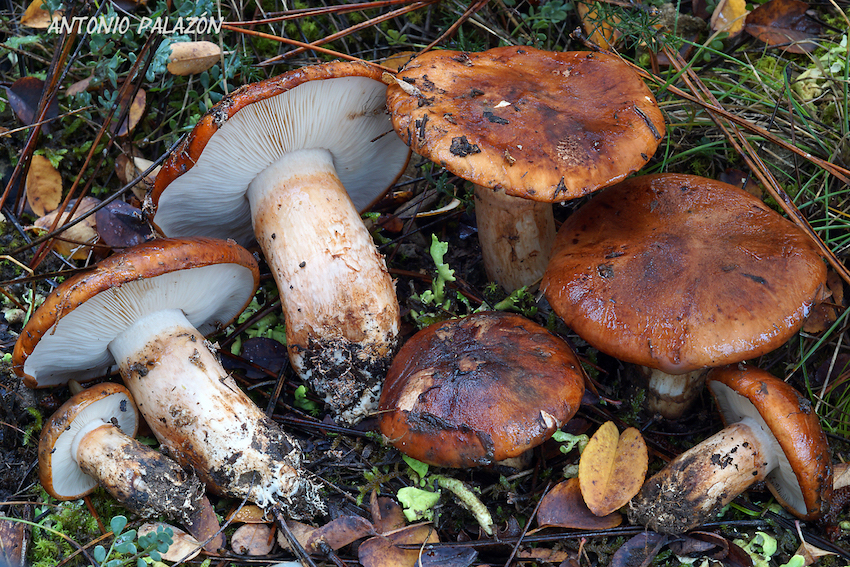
[[542, 173, 827, 374], [386, 46, 665, 202], [707, 365, 833, 520], [378, 311, 585, 467], [13, 237, 259, 388], [38, 382, 139, 499]]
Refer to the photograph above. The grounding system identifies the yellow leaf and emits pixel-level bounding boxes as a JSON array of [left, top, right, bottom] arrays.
[[578, 421, 648, 516], [711, 0, 749, 36], [21, 0, 62, 28], [26, 154, 62, 217], [167, 41, 221, 76]]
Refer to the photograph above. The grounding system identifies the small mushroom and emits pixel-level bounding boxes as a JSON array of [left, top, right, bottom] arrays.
[[14, 238, 323, 517], [378, 311, 585, 467], [542, 173, 827, 418], [150, 61, 411, 425], [628, 364, 833, 533], [386, 46, 665, 291], [39, 382, 224, 551]]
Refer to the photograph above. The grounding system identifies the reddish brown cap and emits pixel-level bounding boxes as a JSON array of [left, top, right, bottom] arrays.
[[386, 46, 665, 201], [542, 173, 827, 374], [378, 311, 585, 467], [707, 365, 833, 520], [38, 382, 139, 500], [151, 61, 410, 244], [13, 237, 259, 388]]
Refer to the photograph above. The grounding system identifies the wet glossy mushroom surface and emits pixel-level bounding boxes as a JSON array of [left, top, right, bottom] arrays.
[[378, 311, 585, 467], [542, 173, 827, 374]]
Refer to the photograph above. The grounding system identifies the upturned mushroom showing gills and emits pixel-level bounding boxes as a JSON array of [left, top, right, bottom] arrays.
[[150, 61, 411, 425], [378, 311, 585, 468], [39, 383, 223, 551], [542, 173, 827, 419], [629, 365, 833, 533], [13, 238, 323, 518], [386, 46, 665, 291]]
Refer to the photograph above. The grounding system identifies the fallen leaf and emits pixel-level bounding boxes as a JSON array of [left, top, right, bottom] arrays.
[[25, 154, 62, 217], [795, 541, 835, 566], [110, 88, 146, 136], [20, 0, 62, 28], [66, 76, 95, 98], [183, 495, 225, 553], [578, 421, 647, 516], [276, 520, 315, 552], [711, 0, 749, 36], [610, 532, 668, 567], [371, 491, 407, 534], [537, 477, 622, 529], [226, 504, 271, 524], [576, 0, 621, 49], [95, 200, 149, 250], [6, 76, 59, 133], [379, 51, 417, 72], [138, 523, 202, 562], [33, 197, 101, 259], [305, 515, 375, 552], [803, 269, 843, 333], [668, 531, 730, 560], [358, 523, 438, 567], [744, 0, 822, 54], [834, 462, 850, 489], [167, 41, 222, 75], [231, 523, 274, 556]]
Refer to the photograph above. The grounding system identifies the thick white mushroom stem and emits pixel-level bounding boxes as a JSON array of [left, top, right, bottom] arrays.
[[74, 422, 209, 530], [628, 416, 778, 533], [640, 368, 708, 420], [474, 185, 556, 292], [109, 308, 324, 518], [247, 148, 401, 425]]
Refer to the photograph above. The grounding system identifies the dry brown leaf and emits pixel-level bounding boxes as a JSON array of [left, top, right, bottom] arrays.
[[110, 88, 146, 137], [33, 197, 100, 259], [834, 462, 850, 490], [226, 504, 271, 524], [0, 517, 26, 567], [537, 477, 622, 529], [20, 0, 62, 28], [6, 76, 60, 133], [305, 515, 375, 552], [275, 520, 315, 552], [358, 523, 438, 567], [744, 0, 822, 53], [25, 154, 62, 217], [371, 492, 407, 534], [138, 523, 202, 562], [803, 269, 844, 333], [711, 0, 749, 36], [578, 421, 647, 516], [231, 523, 274, 556], [168, 41, 221, 75], [576, 0, 621, 49], [66, 76, 95, 98], [794, 540, 836, 566]]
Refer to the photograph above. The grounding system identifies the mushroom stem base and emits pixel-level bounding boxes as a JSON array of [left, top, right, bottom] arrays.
[[247, 148, 400, 424], [110, 308, 324, 517], [628, 416, 775, 533]]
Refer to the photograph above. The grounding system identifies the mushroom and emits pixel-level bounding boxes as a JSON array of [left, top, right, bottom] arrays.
[[628, 364, 833, 533], [378, 311, 585, 467], [149, 61, 411, 425], [39, 382, 224, 551], [13, 237, 323, 517], [386, 46, 665, 291], [542, 173, 827, 418]]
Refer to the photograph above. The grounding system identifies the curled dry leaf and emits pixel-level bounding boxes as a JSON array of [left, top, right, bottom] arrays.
[[25, 154, 62, 217], [20, 0, 62, 28], [711, 0, 749, 36], [305, 515, 375, 552], [371, 491, 407, 535], [803, 269, 843, 333], [167, 41, 222, 75], [33, 196, 101, 259], [110, 88, 146, 137], [138, 523, 202, 562], [231, 523, 275, 556], [744, 0, 822, 54], [358, 523, 439, 567], [537, 477, 622, 530], [610, 532, 668, 567], [6, 76, 60, 133], [578, 421, 647, 516], [95, 200, 149, 250]]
